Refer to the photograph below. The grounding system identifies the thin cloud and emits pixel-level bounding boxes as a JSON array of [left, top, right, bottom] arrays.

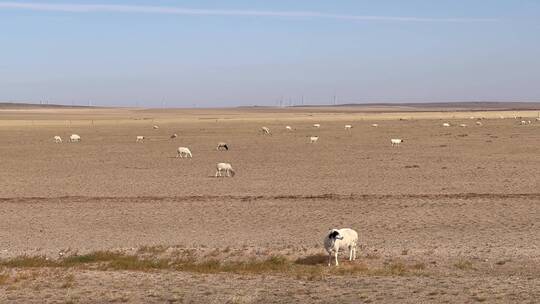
[[0, 2, 497, 22]]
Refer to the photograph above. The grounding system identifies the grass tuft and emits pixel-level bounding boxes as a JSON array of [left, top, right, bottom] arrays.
[[454, 260, 474, 271]]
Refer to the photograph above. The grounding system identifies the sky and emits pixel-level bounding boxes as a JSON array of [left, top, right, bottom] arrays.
[[0, 0, 539, 107]]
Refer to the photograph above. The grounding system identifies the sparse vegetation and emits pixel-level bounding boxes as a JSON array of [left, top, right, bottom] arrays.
[[0, 252, 432, 279], [454, 260, 475, 271], [0, 273, 9, 285]]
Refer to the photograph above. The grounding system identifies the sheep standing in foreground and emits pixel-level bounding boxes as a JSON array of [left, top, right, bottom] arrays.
[[309, 136, 319, 144], [324, 228, 358, 266], [216, 142, 229, 151], [344, 125, 352, 130], [215, 162, 235, 177], [136, 136, 145, 143], [391, 138, 403, 147], [54, 136, 62, 143], [176, 147, 192, 158], [70, 134, 81, 142], [261, 127, 271, 135]]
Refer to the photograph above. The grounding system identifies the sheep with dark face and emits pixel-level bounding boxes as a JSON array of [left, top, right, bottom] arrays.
[[391, 138, 403, 147], [216, 142, 229, 151], [324, 228, 358, 266]]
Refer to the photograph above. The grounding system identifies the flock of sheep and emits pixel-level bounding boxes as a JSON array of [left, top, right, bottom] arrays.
[[51, 116, 537, 266]]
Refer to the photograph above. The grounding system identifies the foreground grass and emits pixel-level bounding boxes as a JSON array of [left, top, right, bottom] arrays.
[[0, 252, 427, 279]]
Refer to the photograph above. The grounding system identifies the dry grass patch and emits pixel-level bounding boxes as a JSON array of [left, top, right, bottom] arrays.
[[295, 253, 327, 265], [0, 252, 430, 279], [454, 260, 475, 271], [0, 273, 9, 285]]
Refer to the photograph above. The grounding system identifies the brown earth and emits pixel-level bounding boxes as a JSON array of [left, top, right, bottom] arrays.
[[0, 107, 539, 303]]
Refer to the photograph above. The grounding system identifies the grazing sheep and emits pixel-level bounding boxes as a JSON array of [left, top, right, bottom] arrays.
[[261, 126, 271, 135], [136, 136, 145, 143], [69, 134, 81, 142], [344, 125, 352, 130], [216, 142, 229, 151], [170, 133, 178, 139], [324, 228, 358, 266], [153, 125, 159, 130], [215, 162, 235, 177], [176, 147, 192, 158], [476, 121, 483, 126], [459, 124, 467, 127], [309, 136, 319, 144], [371, 123, 379, 127], [285, 126, 293, 131], [53, 136, 62, 143], [391, 138, 403, 147], [442, 123, 451, 127], [313, 124, 321, 128], [536, 118, 540, 121]]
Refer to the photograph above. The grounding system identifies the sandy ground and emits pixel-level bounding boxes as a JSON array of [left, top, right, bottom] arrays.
[[0, 107, 539, 303]]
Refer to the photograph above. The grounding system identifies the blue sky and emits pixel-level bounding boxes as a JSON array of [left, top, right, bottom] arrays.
[[0, 0, 539, 107]]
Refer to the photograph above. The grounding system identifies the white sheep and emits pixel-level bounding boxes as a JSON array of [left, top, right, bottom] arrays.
[[153, 125, 159, 130], [313, 123, 321, 128], [53, 136, 62, 143], [520, 120, 527, 125], [391, 138, 403, 147], [309, 136, 319, 144], [459, 124, 467, 127], [536, 117, 540, 121], [344, 125, 352, 130], [324, 228, 358, 266], [261, 126, 271, 135], [285, 126, 292, 131], [442, 122, 451, 127], [371, 123, 379, 127], [216, 142, 229, 151], [215, 162, 235, 177], [176, 147, 192, 158], [69, 134, 81, 142], [136, 136, 145, 143], [476, 121, 483, 126]]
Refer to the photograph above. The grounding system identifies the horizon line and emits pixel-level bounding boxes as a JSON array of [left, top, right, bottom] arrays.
[[0, 2, 498, 23]]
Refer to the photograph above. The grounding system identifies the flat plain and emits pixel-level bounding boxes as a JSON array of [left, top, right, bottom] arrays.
[[0, 105, 539, 303]]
